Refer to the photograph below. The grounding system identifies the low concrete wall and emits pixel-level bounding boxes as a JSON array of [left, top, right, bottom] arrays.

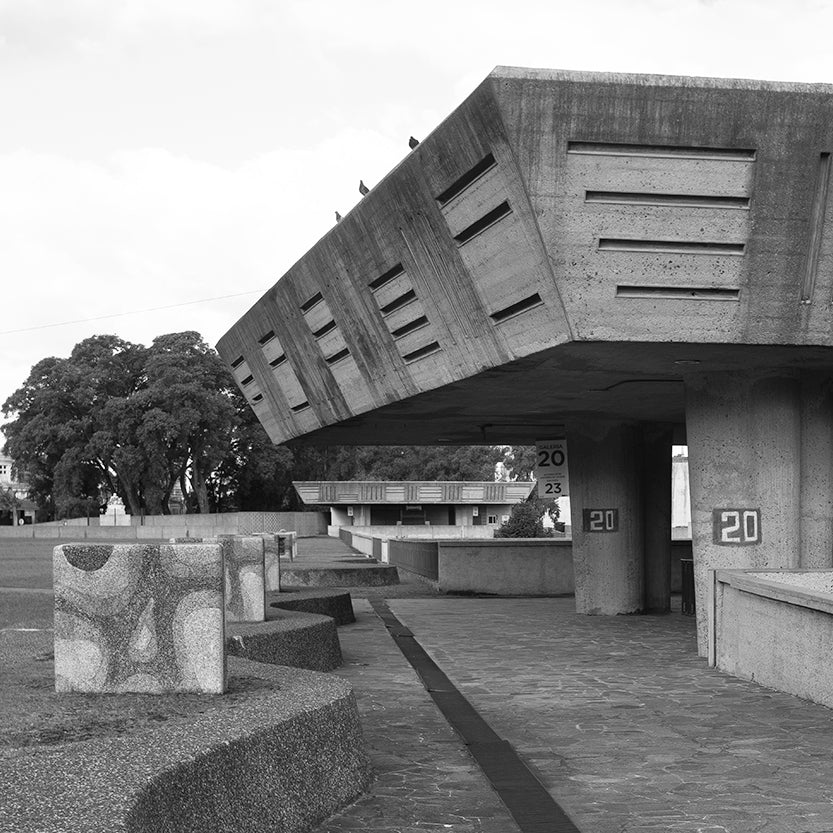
[[438, 539, 574, 596], [3, 662, 371, 833], [0, 512, 327, 540], [382, 536, 689, 595], [347, 531, 374, 556], [712, 569, 833, 708], [349, 525, 500, 539], [388, 539, 439, 581], [135, 511, 326, 537]]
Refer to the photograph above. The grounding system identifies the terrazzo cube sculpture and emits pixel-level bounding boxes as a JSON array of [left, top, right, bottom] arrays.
[[253, 532, 282, 591], [214, 535, 266, 622], [53, 543, 226, 694], [278, 530, 297, 562]]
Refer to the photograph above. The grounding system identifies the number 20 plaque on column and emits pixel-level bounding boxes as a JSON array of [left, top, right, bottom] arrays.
[[712, 508, 762, 545], [535, 438, 569, 499]]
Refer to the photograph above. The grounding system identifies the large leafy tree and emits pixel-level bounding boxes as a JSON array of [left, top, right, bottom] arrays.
[[3, 332, 235, 518]]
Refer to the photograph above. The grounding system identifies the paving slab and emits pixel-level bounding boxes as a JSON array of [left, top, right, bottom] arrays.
[[385, 597, 833, 833], [324, 599, 521, 833]]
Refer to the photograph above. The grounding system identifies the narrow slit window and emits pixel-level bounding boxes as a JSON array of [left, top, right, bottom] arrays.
[[454, 201, 511, 245], [490, 294, 544, 322], [230, 355, 245, 369], [380, 289, 417, 315], [616, 285, 740, 301], [599, 238, 745, 256], [585, 191, 750, 209], [326, 347, 350, 365], [436, 153, 497, 205], [257, 330, 276, 345], [291, 401, 310, 413], [241, 374, 254, 386], [391, 315, 429, 338], [252, 393, 264, 403], [402, 341, 441, 363], [269, 354, 287, 368], [313, 320, 337, 338], [567, 141, 756, 161], [369, 263, 405, 290], [300, 292, 323, 312]]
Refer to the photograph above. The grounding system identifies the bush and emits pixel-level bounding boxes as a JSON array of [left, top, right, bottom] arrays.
[[494, 495, 557, 538]]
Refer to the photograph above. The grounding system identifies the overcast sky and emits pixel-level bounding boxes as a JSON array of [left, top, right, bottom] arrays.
[[2, 0, 833, 429]]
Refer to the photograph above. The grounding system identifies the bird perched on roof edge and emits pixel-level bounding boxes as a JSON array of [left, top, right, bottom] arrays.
[[335, 211, 342, 222], [359, 180, 370, 196], [409, 136, 420, 149]]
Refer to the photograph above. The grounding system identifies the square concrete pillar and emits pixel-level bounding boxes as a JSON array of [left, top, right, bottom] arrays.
[[54, 542, 225, 694], [684, 371, 833, 655], [568, 420, 645, 614], [642, 423, 673, 613]]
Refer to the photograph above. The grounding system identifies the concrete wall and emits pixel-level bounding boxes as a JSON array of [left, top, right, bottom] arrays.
[[712, 569, 833, 709], [380, 534, 690, 595], [347, 524, 500, 540], [438, 539, 574, 596], [387, 539, 439, 581], [0, 511, 327, 540]]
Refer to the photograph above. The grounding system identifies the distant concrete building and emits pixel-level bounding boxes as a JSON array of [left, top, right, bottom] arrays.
[[294, 480, 535, 532], [0, 453, 36, 525]]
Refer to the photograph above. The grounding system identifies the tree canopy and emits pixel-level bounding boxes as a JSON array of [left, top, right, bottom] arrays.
[[2, 332, 235, 517], [2, 330, 538, 519]]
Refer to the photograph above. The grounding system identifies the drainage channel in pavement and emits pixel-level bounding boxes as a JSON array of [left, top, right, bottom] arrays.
[[369, 599, 581, 833]]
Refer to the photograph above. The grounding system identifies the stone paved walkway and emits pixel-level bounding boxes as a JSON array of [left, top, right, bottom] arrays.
[[327, 596, 833, 833]]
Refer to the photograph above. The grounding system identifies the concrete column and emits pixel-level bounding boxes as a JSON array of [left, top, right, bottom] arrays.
[[568, 420, 644, 614], [642, 423, 673, 614], [685, 372, 802, 655], [800, 373, 833, 568]]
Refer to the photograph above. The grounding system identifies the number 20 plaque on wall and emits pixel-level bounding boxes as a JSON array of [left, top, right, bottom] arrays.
[[712, 508, 762, 545]]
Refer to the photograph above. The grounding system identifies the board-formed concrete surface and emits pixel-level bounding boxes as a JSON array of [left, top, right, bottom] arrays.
[[53, 542, 225, 694], [218, 67, 833, 658], [218, 67, 833, 448]]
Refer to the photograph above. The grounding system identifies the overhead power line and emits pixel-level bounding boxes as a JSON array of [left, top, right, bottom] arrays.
[[0, 289, 266, 336]]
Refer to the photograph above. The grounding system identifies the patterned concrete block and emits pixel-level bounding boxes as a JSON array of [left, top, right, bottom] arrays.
[[253, 533, 281, 591], [53, 543, 226, 694], [215, 535, 266, 623]]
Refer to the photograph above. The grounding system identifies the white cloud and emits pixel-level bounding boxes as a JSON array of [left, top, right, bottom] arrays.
[[2, 0, 833, 416]]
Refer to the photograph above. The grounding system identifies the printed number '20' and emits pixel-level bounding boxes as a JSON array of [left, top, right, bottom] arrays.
[[713, 508, 761, 545], [538, 448, 565, 468], [582, 508, 619, 533]]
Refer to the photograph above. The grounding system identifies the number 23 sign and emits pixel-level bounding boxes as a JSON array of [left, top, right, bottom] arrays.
[[535, 439, 569, 499]]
